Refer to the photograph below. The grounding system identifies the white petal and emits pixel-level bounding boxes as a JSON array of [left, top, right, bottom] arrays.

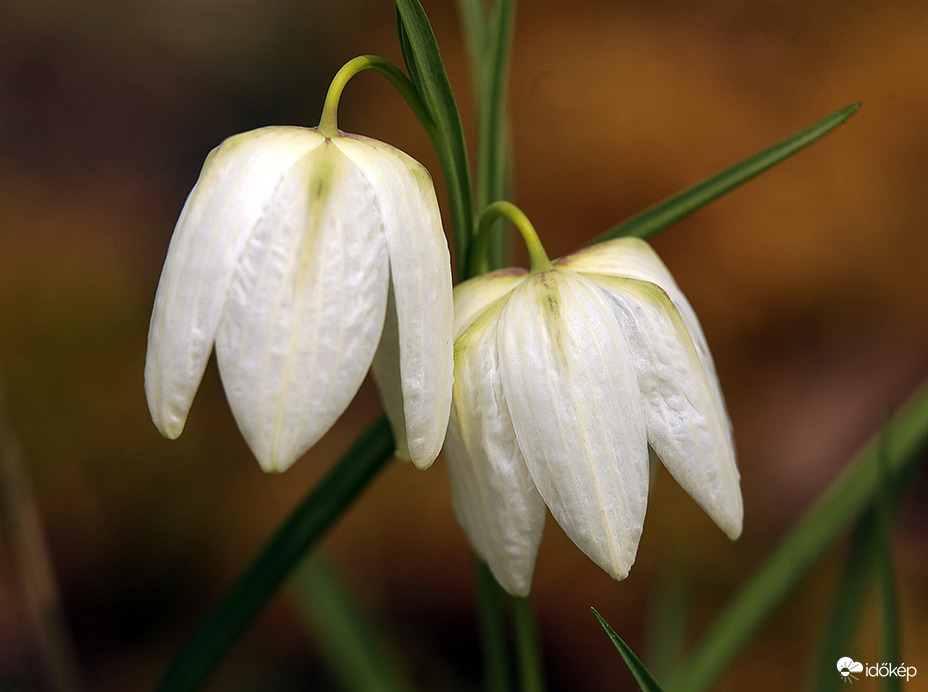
[[214, 141, 389, 472], [452, 268, 526, 339], [595, 276, 742, 538], [561, 237, 725, 406], [445, 298, 546, 596], [497, 269, 649, 580], [336, 136, 453, 469], [145, 127, 325, 438]]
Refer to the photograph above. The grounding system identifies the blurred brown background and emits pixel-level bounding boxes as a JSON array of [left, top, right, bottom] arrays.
[[1, 0, 927, 690]]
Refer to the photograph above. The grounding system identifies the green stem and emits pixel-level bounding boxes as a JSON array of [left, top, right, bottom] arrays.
[[514, 596, 545, 692], [476, 561, 513, 692], [471, 201, 552, 276], [670, 379, 928, 692], [156, 416, 395, 692], [318, 55, 436, 141]]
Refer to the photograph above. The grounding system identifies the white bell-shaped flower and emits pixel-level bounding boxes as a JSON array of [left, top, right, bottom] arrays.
[[446, 235, 742, 596], [145, 126, 453, 473]]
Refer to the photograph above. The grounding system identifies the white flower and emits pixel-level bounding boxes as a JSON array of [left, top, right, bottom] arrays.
[[145, 126, 453, 473], [446, 237, 742, 595]]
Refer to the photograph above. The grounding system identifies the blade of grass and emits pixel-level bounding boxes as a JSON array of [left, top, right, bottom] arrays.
[[874, 427, 901, 692], [472, 0, 515, 274], [0, 370, 81, 692], [592, 608, 665, 692], [669, 379, 928, 692], [294, 557, 414, 692], [806, 511, 878, 692], [156, 416, 395, 692], [592, 103, 860, 245], [645, 568, 688, 682], [395, 0, 475, 279]]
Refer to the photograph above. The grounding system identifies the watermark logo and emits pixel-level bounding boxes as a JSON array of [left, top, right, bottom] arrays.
[[837, 657, 917, 683], [837, 657, 863, 683]]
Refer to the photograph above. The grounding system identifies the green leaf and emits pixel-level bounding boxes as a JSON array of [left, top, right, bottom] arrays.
[[592, 608, 665, 692], [472, 0, 515, 274], [874, 427, 901, 692], [670, 379, 928, 692], [592, 102, 861, 244], [644, 568, 688, 681], [395, 0, 475, 279], [156, 416, 395, 692], [294, 558, 414, 692], [806, 511, 878, 692]]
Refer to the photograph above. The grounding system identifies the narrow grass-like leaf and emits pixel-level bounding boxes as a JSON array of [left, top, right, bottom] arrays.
[[591, 103, 860, 245], [875, 427, 901, 692], [669, 379, 928, 692], [806, 512, 878, 692], [472, 0, 515, 273], [593, 608, 665, 692], [476, 561, 513, 692], [294, 558, 414, 692], [156, 416, 395, 692], [645, 568, 688, 682], [395, 0, 474, 278], [456, 0, 487, 90]]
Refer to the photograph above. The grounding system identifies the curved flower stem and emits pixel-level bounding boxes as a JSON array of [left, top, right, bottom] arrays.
[[317, 55, 437, 142], [471, 201, 552, 276], [156, 417, 395, 692]]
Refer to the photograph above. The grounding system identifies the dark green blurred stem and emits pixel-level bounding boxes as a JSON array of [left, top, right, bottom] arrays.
[[476, 561, 513, 692], [875, 427, 901, 692], [513, 596, 545, 692], [473, 0, 515, 274], [157, 416, 395, 692], [670, 379, 928, 692], [0, 371, 82, 692], [592, 103, 861, 245]]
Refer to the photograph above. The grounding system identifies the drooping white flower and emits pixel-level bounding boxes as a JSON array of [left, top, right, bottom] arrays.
[[446, 236, 742, 596], [145, 126, 453, 473]]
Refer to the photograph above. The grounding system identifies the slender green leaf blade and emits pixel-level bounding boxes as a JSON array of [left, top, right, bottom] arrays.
[[294, 558, 414, 692], [875, 427, 901, 692], [592, 103, 860, 244], [474, 0, 515, 274], [395, 0, 474, 277], [671, 379, 928, 692], [395, 7, 422, 93], [807, 512, 878, 692], [156, 417, 395, 692], [593, 608, 665, 692]]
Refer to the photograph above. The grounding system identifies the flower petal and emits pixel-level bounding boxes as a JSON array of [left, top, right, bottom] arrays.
[[214, 141, 389, 472], [561, 237, 725, 406], [497, 269, 649, 581], [445, 297, 546, 596], [145, 126, 325, 438], [451, 268, 526, 339], [595, 276, 742, 538], [336, 136, 453, 469]]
